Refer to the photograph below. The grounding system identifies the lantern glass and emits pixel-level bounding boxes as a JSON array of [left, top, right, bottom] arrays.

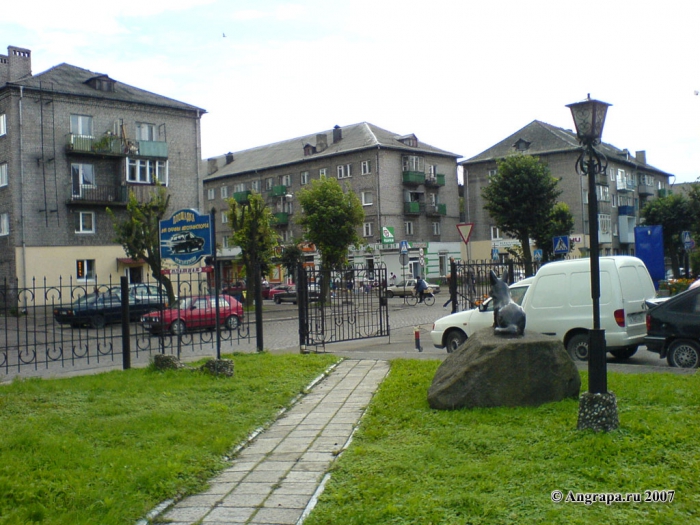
[[567, 97, 611, 144]]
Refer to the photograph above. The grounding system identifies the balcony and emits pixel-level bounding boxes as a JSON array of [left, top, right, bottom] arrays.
[[67, 134, 124, 156], [424, 174, 446, 187], [67, 184, 167, 207], [616, 180, 636, 192], [137, 140, 168, 158], [425, 204, 447, 216], [618, 205, 635, 216], [274, 212, 289, 225], [594, 173, 608, 186], [402, 171, 426, 185], [270, 185, 288, 198], [233, 190, 251, 204], [404, 202, 423, 215], [658, 188, 671, 197], [637, 183, 654, 196]]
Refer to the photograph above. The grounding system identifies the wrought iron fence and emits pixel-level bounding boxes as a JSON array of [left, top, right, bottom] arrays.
[[0, 274, 253, 378]]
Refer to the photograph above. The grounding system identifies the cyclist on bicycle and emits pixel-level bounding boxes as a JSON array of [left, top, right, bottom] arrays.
[[414, 277, 428, 303]]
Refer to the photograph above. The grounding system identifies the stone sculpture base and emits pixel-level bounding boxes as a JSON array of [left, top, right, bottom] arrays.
[[428, 328, 581, 410], [577, 391, 619, 432]]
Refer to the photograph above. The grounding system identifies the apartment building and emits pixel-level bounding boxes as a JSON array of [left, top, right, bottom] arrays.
[[460, 120, 673, 261], [203, 122, 461, 282], [0, 46, 205, 289]]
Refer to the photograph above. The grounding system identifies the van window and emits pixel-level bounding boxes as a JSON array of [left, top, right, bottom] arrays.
[[569, 271, 612, 306], [530, 274, 566, 308], [619, 265, 649, 301]]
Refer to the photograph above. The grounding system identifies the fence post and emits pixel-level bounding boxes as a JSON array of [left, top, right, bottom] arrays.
[[255, 261, 264, 353], [120, 276, 131, 370], [450, 258, 458, 314], [297, 262, 308, 353]]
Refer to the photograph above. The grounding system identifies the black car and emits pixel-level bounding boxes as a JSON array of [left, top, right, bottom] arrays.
[[645, 287, 700, 368], [54, 292, 162, 328], [171, 231, 205, 253]]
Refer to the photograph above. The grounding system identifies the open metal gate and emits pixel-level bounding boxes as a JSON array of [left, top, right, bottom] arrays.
[[297, 263, 389, 351]]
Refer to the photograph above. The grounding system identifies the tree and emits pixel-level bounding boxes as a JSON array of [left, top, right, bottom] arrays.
[[532, 202, 575, 262], [640, 192, 694, 278], [227, 193, 279, 305], [279, 242, 304, 280], [108, 186, 176, 303], [482, 155, 561, 276], [296, 177, 364, 270]]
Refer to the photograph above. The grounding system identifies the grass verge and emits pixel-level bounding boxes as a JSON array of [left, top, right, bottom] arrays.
[[305, 360, 700, 525], [0, 352, 338, 525]]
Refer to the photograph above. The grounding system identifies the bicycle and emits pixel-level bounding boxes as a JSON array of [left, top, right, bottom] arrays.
[[405, 289, 436, 307]]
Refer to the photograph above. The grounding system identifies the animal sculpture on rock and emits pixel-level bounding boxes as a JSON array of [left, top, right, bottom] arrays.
[[489, 270, 526, 336]]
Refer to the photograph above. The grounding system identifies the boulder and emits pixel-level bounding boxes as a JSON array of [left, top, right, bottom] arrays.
[[428, 328, 580, 410]]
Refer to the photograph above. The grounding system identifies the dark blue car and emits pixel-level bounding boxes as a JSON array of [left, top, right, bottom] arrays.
[[645, 287, 700, 368], [54, 292, 161, 329]]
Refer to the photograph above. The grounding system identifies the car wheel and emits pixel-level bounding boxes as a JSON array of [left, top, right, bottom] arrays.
[[274, 296, 281, 304], [386, 290, 394, 299], [666, 339, 700, 368], [225, 315, 240, 330], [91, 315, 106, 329], [444, 329, 467, 353], [609, 346, 638, 360], [170, 319, 186, 335], [566, 333, 589, 361]]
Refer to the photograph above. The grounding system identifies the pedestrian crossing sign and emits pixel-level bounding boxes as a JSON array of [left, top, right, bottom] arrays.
[[553, 236, 570, 254]]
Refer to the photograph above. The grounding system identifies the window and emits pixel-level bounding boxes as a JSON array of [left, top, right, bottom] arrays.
[[76, 259, 96, 280], [75, 212, 95, 233], [337, 164, 352, 179], [265, 178, 274, 191], [319, 168, 327, 178], [0, 114, 5, 136], [599, 214, 611, 234], [300, 171, 309, 185], [433, 222, 441, 235], [250, 180, 261, 192], [222, 211, 228, 224], [126, 159, 168, 185], [280, 174, 292, 186], [428, 165, 438, 177], [70, 115, 93, 136], [491, 226, 501, 240], [71, 163, 96, 196], [361, 191, 373, 206], [0, 163, 7, 187], [207, 188, 215, 200], [405, 221, 414, 235], [220, 186, 228, 199], [363, 222, 373, 237], [233, 183, 246, 193], [135, 122, 156, 141], [282, 229, 293, 242], [0, 213, 8, 236], [596, 184, 610, 202], [488, 168, 498, 178], [361, 160, 371, 175], [223, 236, 231, 249], [402, 156, 424, 172]]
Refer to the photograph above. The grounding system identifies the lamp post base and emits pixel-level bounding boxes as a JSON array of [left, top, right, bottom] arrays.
[[577, 391, 619, 432]]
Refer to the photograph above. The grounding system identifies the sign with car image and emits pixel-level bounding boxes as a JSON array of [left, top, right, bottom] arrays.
[[159, 208, 212, 266]]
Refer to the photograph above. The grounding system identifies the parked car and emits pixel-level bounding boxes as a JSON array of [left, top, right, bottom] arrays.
[[54, 291, 161, 328], [645, 287, 700, 368], [108, 283, 170, 308], [386, 279, 440, 298], [272, 286, 321, 304], [170, 231, 205, 253], [431, 279, 532, 352], [140, 295, 243, 335], [267, 284, 295, 300]]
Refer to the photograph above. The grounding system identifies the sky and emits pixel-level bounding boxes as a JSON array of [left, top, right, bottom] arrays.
[[3, 0, 700, 183]]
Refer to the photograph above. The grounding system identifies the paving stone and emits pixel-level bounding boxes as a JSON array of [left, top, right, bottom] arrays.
[[202, 505, 256, 523], [249, 507, 303, 524]]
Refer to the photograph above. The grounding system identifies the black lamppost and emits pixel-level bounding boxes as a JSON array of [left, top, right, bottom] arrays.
[[567, 95, 619, 432]]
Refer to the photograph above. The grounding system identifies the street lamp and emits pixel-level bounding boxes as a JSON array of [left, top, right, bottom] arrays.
[[566, 95, 619, 432]]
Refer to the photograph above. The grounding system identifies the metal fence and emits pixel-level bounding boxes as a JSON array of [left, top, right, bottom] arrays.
[[0, 274, 253, 378]]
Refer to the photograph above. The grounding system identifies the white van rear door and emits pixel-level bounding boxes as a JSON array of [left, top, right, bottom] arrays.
[[618, 262, 655, 333]]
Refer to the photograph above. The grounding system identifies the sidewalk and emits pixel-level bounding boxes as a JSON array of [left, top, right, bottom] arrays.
[[152, 359, 390, 525]]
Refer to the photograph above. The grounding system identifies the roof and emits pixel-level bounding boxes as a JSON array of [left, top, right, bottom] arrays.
[[461, 120, 673, 177], [204, 122, 460, 180], [3, 63, 205, 113]]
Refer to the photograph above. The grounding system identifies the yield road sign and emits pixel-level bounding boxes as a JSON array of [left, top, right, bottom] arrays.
[[456, 223, 474, 244]]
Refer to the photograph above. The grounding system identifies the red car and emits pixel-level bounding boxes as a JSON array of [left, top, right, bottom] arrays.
[[267, 284, 295, 300], [140, 295, 243, 335]]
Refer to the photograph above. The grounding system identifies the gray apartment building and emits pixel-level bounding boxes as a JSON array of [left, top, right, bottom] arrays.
[[0, 46, 205, 289], [460, 120, 673, 261], [203, 122, 461, 284]]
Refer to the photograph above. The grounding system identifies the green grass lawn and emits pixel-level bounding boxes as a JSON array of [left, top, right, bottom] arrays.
[[305, 360, 700, 525], [0, 352, 338, 525]]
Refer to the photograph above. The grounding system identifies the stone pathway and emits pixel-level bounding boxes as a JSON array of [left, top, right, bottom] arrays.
[[156, 359, 390, 524]]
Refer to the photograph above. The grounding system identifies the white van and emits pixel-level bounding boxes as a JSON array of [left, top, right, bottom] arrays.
[[521, 256, 656, 360]]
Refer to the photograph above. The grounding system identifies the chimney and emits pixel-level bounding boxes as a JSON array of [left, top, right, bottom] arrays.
[[207, 158, 218, 175], [316, 133, 328, 152], [3, 46, 32, 83], [635, 150, 647, 164], [225, 152, 234, 165], [332, 125, 342, 144]]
